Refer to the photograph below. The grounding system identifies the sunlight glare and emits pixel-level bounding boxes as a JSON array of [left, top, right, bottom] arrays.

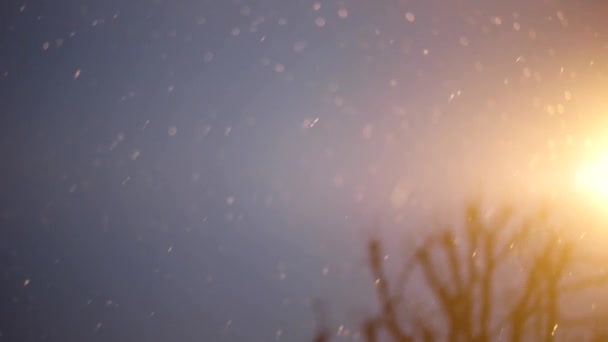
[[576, 151, 608, 202]]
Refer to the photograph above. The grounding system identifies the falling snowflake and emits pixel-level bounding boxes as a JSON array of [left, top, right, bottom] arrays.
[[168, 126, 177, 136], [513, 22, 521, 31], [405, 12, 415, 22], [204, 52, 214, 62], [293, 41, 307, 52], [459, 36, 470, 47], [240, 6, 251, 16], [274, 64, 285, 73]]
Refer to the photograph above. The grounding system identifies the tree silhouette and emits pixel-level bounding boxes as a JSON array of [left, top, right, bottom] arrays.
[[314, 201, 608, 341]]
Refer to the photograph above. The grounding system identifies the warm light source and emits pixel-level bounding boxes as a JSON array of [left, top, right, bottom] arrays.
[[576, 151, 608, 202]]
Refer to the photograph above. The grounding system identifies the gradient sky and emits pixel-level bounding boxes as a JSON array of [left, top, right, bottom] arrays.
[[2, 0, 608, 341]]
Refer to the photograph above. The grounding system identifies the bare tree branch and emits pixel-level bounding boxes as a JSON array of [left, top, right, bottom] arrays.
[[315, 202, 608, 342]]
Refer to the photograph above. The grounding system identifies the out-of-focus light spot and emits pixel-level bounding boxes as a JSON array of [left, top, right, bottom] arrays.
[[405, 12, 415, 22], [338, 8, 348, 19], [73, 69, 81, 79], [313, 2, 321, 11], [315, 17, 326, 27], [42, 41, 50, 50], [564, 90, 572, 101], [226, 196, 236, 206], [492, 16, 502, 25], [168, 125, 177, 136], [24, 279, 30, 286], [513, 22, 521, 31], [131, 150, 141, 160], [422, 48, 429, 55], [556, 11, 568, 26], [459, 36, 470, 47], [231, 27, 240, 36], [293, 41, 307, 52], [274, 64, 285, 73]]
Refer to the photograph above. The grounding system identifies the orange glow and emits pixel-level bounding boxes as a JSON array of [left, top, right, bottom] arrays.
[[576, 151, 608, 202]]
